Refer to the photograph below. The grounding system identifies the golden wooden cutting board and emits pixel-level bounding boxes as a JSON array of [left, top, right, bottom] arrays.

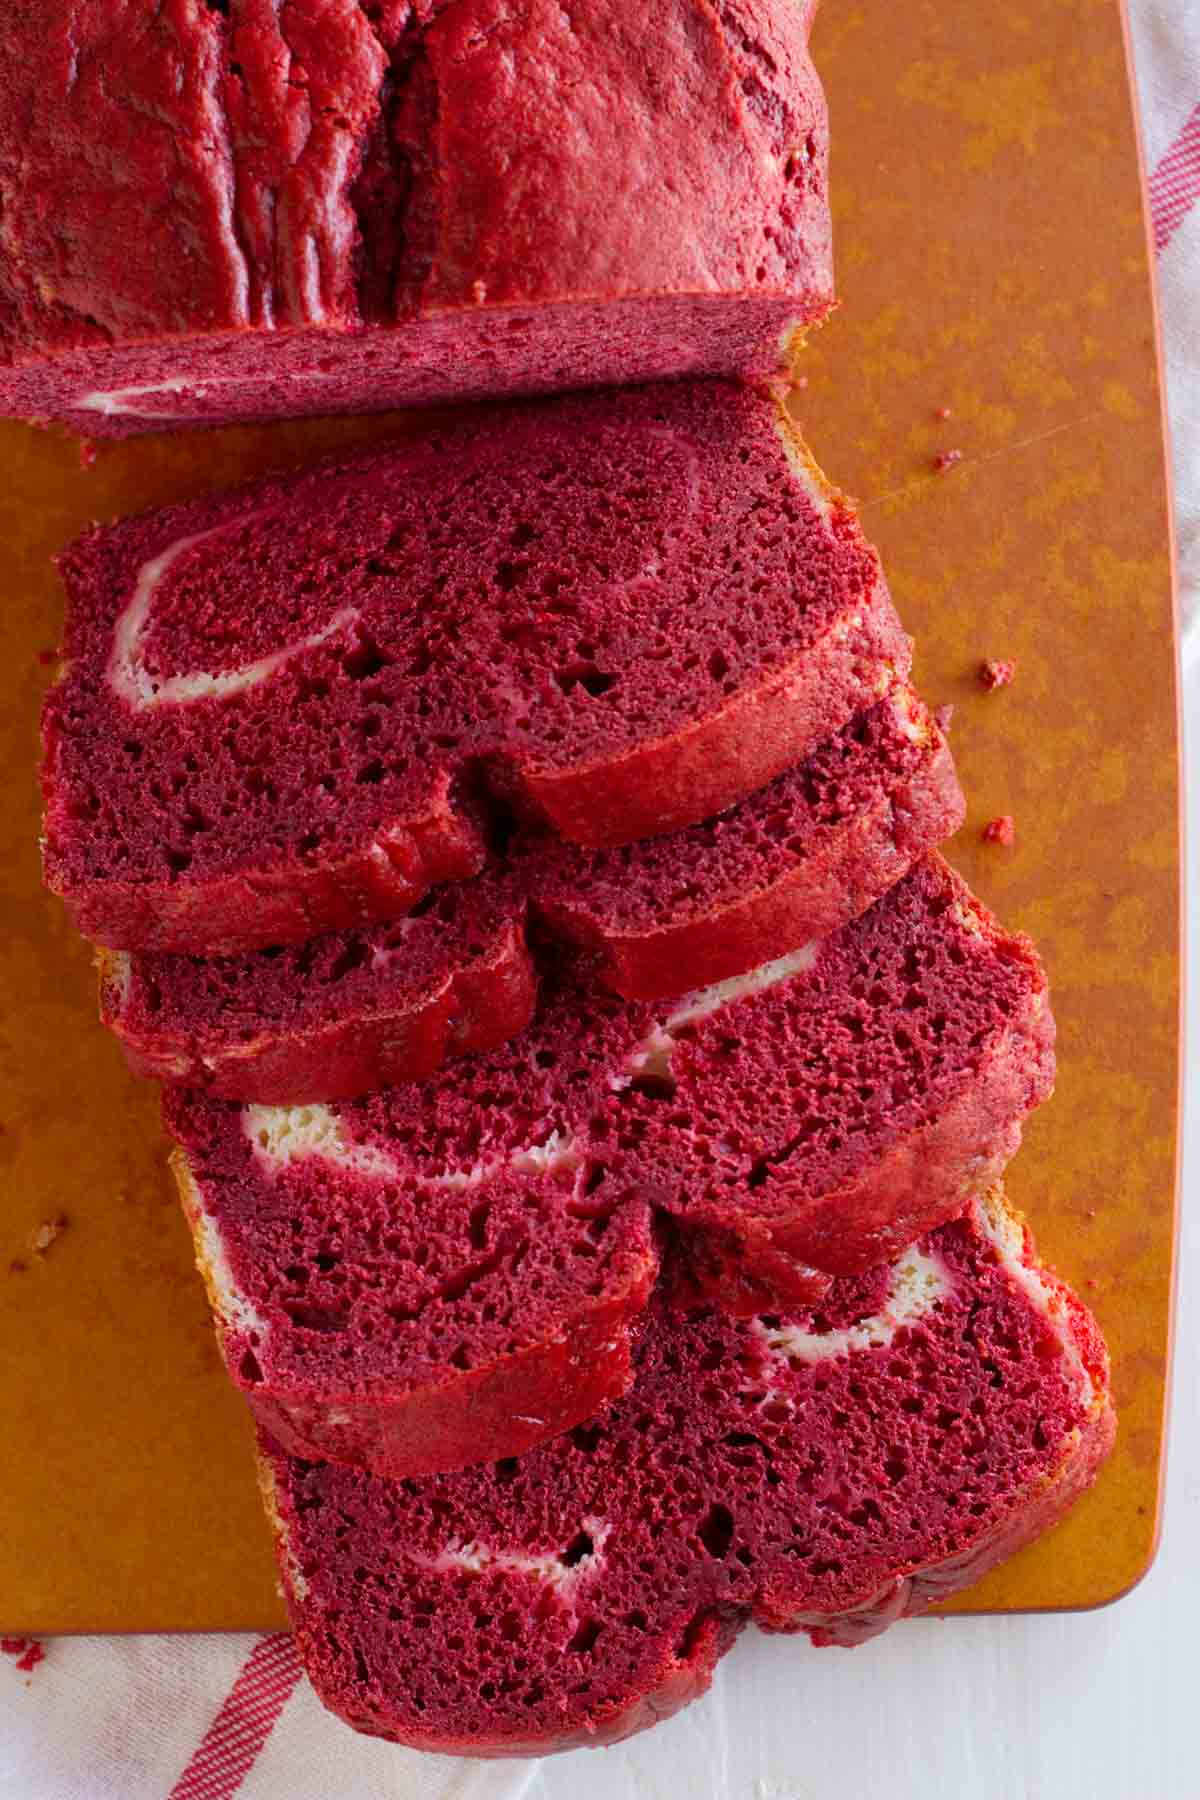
[[0, 0, 1176, 1631]]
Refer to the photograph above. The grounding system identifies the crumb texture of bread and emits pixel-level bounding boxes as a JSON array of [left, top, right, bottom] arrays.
[[105, 684, 963, 1101]]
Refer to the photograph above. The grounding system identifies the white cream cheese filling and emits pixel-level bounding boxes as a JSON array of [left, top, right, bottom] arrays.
[[107, 520, 358, 711], [623, 942, 819, 1084], [755, 1247, 951, 1369], [246, 1104, 580, 1193], [430, 1517, 610, 1590]]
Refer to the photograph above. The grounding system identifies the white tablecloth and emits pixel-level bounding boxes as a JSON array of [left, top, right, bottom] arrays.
[[3, 4, 1198, 1795]]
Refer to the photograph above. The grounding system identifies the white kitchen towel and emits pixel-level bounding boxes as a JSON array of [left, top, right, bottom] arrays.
[[1129, 0, 1200, 648], [2, 3, 1196, 1797]]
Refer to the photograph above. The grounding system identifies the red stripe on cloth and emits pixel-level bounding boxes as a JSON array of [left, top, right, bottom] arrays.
[[169, 1634, 303, 1800], [1149, 103, 1200, 253]]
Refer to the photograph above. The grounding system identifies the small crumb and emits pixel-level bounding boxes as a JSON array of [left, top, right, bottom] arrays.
[[2, 1638, 44, 1675], [981, 815, 1015, 847], [1085, 1278, 1097, 1289], [1085, 1208, 1097, 1220], [8, 1258, 27, 1275], [792, 374, 809, 389], [934, 405, 953, 420], [471, 278, 488, 304], [933, 702, 954, 734], [30, 1214, 68, 1258], [933, 448, 964, 472], [37, 648, 58, 667], [979, 658, 1016, 690], [79, 439, 98, 468]]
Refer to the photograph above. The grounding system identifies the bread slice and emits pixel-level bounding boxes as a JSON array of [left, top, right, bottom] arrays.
[[42, 382, 910, 954], [0, 3, 830, 435], [165, 856, 1053, 1477], [258, 1189, 1114, 1756], [653, 854, 1055, 1311], [98, 879, 539, 1104], [173, 1111, 660, 1484], [523, 681, 964, 1002], [103, 685, 962, 1103]]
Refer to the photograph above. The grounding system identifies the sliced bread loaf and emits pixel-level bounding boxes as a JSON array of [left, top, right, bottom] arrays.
[[259, 1190, 1114, 1755], [104, 685, 962, 1102], [0, 1, 830, 436], [43, 381, 909, 953], [165, 856, 1053, 1477]]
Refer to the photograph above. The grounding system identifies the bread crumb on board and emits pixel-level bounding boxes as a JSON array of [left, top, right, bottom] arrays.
[[30, 1214, 69, 1257], [2, 1637, 45, 1675], [982, 815, 1015, 847], [979, 658, 1016, 690]]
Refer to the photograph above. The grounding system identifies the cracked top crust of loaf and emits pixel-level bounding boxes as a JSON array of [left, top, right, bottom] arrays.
[[0, 0, 832, 434]]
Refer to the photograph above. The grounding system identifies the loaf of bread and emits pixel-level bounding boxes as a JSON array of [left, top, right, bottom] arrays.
[[259, 1189, 1114, 1755], [17, 10, 1115, 1765], [99, 877, 540, 1102], [0, 1, 831, 436]]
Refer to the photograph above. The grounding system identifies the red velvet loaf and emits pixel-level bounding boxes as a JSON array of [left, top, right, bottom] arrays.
[[164, 856, 1053, 1477], [42, 381, 910, 954], [103, 685, 962, 1102], [0, 1, 831, 437], [259, 1190, 1114, 1756]]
